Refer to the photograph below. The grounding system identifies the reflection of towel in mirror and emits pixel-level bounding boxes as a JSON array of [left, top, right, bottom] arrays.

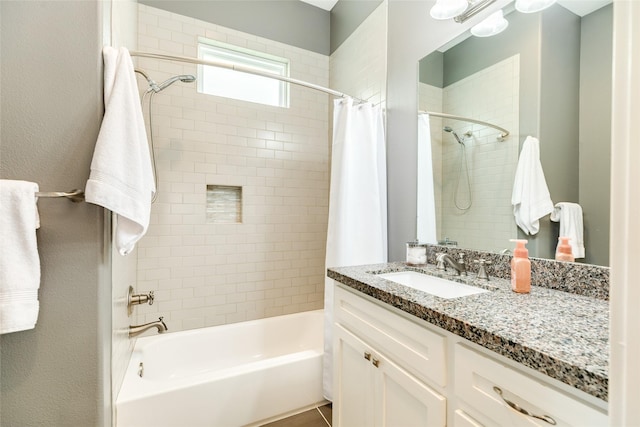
[[550, 202, 585, 259], [511, 136, 554, 235]]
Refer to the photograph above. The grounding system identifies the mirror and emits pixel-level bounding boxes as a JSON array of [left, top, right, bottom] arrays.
[[417, 1, 612, 266]]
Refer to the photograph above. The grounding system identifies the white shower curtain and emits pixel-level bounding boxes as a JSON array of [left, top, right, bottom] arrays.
[[417, 113, 438, 243], [323, 98, 387, 400]]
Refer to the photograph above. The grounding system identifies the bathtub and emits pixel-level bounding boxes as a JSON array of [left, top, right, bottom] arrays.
[[116, 310, 325, 427]]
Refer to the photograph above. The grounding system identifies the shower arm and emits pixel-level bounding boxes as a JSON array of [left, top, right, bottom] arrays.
[[420, 111, 510, 141]]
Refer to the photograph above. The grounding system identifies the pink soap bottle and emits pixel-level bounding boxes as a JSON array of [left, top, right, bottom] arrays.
[[510, 239, 531, 294], [555, 236, 575, 262]]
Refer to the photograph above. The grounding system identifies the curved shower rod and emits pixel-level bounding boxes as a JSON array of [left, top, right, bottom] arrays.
[[419, 110, 510, 141], [129, 51, 365, 104]]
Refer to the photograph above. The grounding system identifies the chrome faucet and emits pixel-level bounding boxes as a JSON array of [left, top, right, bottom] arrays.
[[129, 316, 168, 338], [436, 253, 467, 276]]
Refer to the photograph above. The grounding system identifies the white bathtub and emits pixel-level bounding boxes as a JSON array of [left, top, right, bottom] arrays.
[[116, 310, 325, 427]]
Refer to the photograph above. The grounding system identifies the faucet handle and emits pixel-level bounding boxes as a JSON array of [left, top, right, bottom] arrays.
[[128, 286, 156, 315], [435, 253, 446, 270], [474, 259, 492, 281]]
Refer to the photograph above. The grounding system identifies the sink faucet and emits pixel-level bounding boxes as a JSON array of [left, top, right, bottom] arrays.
[[129, 316, 168, 338], [436, 253, 467, 276]]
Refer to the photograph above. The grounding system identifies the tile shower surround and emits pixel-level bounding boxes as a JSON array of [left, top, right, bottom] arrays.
[[328, 244, 609, 401], [135, 5, 330, 331]]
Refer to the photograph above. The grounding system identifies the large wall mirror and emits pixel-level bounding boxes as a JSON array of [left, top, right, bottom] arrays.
[[417, 0, 612, 266]]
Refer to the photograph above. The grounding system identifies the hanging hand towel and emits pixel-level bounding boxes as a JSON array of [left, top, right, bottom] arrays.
[[0, 180, 41, 334], [85, 47, 155, 255], [511, 136, 554, 235], [550, 202, 585, 259]]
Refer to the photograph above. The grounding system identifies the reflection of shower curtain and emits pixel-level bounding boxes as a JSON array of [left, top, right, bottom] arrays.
[[323, 98, 387, 400], [417, 114, 437, 243]]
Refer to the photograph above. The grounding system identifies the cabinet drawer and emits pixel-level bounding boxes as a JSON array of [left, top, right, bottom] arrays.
[[454, 344, 607, 426], [453, 409, 484, 427], [334, 285, 446, 388]]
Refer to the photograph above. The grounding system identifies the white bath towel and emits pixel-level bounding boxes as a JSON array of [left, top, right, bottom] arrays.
[[0, 180, 41, 334], [85, 47, 155, 255], [550, 202, 585, 259], [511, 136, 554, 235]]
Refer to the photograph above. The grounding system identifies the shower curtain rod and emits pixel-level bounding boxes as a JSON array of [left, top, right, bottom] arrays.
[[129, 51, 365, 103], [419, 110, 510, 141]]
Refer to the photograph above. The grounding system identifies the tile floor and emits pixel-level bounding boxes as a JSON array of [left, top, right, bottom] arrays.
[[261, 403, 332, 427]]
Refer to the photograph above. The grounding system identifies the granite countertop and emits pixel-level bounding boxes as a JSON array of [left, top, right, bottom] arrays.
[[328, 262, 609, 402]]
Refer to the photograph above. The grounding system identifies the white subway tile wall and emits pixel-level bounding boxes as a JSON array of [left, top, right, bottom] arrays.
[[134, 4, 329, 331], [329, 1, 388, 106], [422, 55, 520, 252]]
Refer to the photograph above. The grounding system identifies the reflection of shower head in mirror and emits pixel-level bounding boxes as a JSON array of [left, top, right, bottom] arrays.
[[443, 126, 465, 145]]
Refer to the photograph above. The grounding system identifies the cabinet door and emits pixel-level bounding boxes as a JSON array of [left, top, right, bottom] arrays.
[[333, 324, 375, 427], [374, 351, 447, 427]]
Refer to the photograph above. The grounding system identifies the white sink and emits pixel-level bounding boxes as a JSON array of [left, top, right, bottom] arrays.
[[377, 271, 488, 299]]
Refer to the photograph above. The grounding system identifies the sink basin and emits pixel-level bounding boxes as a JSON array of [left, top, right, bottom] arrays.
[[377, 271, 488, 299]]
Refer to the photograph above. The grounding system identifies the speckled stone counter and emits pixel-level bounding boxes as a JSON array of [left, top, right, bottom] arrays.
[[327, 261, 609, 402]]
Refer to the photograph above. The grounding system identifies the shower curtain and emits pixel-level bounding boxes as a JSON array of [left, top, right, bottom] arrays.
[[417, 113, 438, 243], [323, 98, 387, 400]]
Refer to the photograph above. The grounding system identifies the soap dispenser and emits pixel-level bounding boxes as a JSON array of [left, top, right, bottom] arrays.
[[510, 239, 531, 294], [555, 236, 575, 262]]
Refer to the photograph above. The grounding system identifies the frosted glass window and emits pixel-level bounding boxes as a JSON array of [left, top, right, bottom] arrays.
[[198, 38, 290, 108], [206, 185, 242, 224]]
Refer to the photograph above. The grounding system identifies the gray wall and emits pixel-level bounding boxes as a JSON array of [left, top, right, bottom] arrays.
[[139, 0, 331, 55], [0, 1, 109, 426], [537, 5, 581, 258], [579, 4, 612, 266], [330, 0, 383, 53]]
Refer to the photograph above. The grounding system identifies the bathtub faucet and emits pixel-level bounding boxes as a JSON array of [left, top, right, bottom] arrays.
[[129, 316, 168, 338]]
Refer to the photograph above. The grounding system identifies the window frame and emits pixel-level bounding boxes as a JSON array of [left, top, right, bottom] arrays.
[[197, 37, 290, 108]]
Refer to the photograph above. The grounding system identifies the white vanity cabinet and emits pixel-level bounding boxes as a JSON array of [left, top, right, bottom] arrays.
[[332, 283, 608, 427], [333, 285, 447, 427]]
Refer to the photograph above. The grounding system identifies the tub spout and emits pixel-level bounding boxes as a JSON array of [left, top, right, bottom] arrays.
[[129, 316, 168, 338]]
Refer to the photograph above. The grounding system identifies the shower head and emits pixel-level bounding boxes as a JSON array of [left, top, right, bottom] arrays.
[[147, 74, 197, 93], [444, 126, 465, 145]]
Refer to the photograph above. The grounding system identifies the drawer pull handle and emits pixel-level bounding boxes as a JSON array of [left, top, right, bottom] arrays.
[[364, 352, 371, 361], [372, 358, 380, 368], [493, 386, 557, 425]]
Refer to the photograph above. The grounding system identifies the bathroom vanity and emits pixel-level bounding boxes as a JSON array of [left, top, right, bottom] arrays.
[[329, 259, 608, 427]]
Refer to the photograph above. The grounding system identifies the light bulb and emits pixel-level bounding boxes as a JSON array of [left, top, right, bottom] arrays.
[[515, 0, 557, 13], [470, 10, 509, 37], [430, 0, 469, 20]]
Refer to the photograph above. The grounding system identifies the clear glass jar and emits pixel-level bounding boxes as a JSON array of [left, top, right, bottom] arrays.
[[406, 241, 427, 266]]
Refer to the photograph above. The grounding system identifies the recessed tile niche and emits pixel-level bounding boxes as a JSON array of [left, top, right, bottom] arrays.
[[206, 185, 242, 224]]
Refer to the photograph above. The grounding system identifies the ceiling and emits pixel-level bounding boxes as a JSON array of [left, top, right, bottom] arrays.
[[299, 0, 612, 16], [299, 0, 339, 11], [557, 0, 611, 16]]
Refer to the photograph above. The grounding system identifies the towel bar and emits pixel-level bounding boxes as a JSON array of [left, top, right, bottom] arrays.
[[36, 189, 85, 203]]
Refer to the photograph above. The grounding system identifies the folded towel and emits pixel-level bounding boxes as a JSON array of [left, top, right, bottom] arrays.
[[550, 202, 585, 259], [85, 47, 155, 255], [511, 136, 554, 235], [0, 180, 41, 334]]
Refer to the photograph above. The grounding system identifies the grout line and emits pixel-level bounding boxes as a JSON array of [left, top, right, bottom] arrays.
[[316, 406, 331, 427]]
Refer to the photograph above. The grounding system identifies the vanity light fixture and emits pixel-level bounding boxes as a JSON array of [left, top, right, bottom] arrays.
[[453, 0, 497, 23], [430, 0, 469, 20], [515, 0, 557, 13], [470, 9, 509, 37]]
